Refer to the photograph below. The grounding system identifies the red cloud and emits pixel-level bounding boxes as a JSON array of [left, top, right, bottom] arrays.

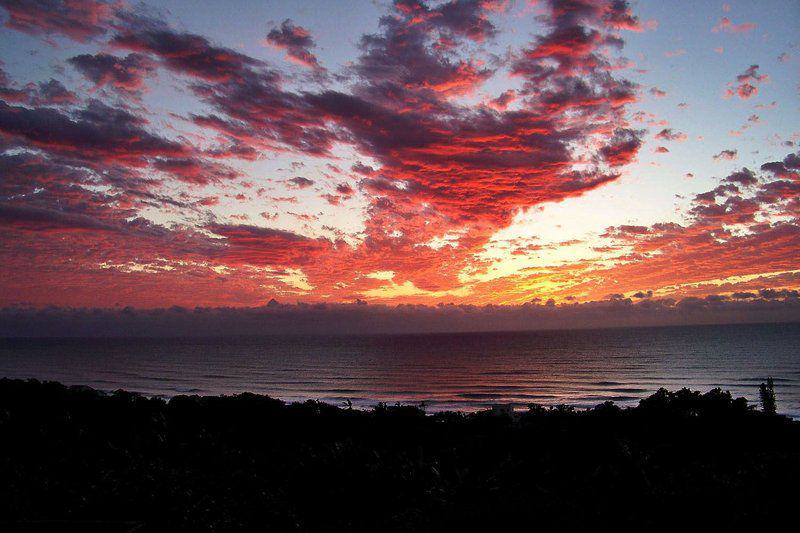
[[33, 79, 78, 105], [152, 157, 240, 186], [265, 19, 323, 70], [591, 151, 800, 301], [664, 48, 686, 58], [12, 0, 781, 309], [0, 0, 115, 43], [199, 196, 220, 207], [724, 65, 768, 100], [712, 17, 756, 34], [69, 53, 155, 95], [487, 89, 516, 110], [287, 176, 314, 189], [336, 183, 354, 196], [208, 224, 335, 267], [713, 149, 738, 161], [179, 0, 645, 288], [395, 0, 504, 42], [0, 203, 119, 233], [111, 15, 260, 83], [0, 100, 189, 164], [1, 65, 78, 105], [655, 128, 687, 142], [760, 151, 800, 181]]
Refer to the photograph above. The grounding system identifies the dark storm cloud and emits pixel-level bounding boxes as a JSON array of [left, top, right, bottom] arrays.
[[111, 13, 260, 82], [69, 53, 156, 95], [0, 0, 116, 42], [34, 79, 78, 105], [0, 150, 96, 197], [1, 295, 798, 337], [761, 151, 800, 180], [394, 0, 504, 42], [353, 6, 494, 99], [724, 168, 758, 186], [1, 66, 77, 105], [0, 203, 118, 232], [0, 99, 187, 163]]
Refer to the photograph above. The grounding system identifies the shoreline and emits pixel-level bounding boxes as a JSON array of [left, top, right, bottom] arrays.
[[2, 374, 798, 418]]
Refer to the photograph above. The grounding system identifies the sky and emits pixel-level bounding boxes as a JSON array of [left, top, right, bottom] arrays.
[[0, 0, 799, 321]]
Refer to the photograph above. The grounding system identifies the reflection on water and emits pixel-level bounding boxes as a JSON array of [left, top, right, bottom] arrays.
[[1, 323, 799, 417]]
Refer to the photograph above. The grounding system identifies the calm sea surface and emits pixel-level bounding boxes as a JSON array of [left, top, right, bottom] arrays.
[[1, 323, 799, 417]]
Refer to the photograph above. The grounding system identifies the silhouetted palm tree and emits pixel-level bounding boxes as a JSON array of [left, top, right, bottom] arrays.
[[759, 377, 777, 415]]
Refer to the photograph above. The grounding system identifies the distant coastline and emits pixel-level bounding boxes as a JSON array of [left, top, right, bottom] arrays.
[[2, 301, 799, 338], [2, 319, 800, 340]]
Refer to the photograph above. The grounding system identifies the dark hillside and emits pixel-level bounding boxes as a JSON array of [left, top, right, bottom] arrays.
[[1, 379, 797, 531]]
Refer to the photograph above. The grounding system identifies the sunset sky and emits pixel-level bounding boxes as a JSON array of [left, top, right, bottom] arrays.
[[1, 0, 798, 310]]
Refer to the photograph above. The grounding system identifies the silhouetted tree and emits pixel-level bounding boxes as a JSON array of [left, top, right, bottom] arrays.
[[590, 400, 622, 416], [527, 403, 547, 415], [759, 377, 777, 415]]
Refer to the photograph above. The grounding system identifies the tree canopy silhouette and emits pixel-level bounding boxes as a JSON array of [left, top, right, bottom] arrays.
[[0, 378, 796, 531]]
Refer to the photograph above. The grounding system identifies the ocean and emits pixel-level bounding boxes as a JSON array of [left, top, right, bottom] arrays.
[[1, 323, 799, 417]]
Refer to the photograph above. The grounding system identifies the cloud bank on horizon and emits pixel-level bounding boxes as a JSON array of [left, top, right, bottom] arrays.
[[0, 0, 798, 322]]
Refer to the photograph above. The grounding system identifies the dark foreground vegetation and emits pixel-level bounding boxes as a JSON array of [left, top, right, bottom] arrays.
[[1, 378, 798, 531]]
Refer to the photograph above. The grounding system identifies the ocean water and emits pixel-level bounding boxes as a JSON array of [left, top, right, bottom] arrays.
[[1, 323, 799, 417]]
